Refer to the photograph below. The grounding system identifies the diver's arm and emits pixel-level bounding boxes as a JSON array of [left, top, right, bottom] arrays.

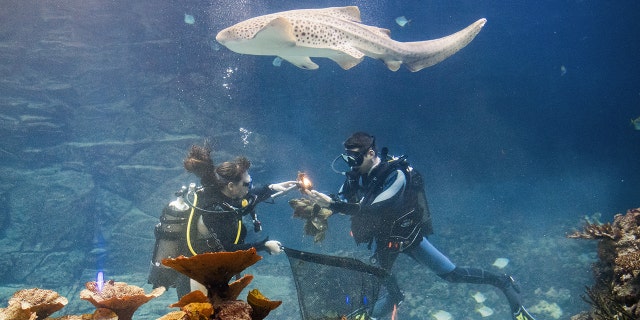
[[250, 185, 276, 203], [329, 200, 361, 215], [305, 189, 361, 215], [251, 181, 298, 203]]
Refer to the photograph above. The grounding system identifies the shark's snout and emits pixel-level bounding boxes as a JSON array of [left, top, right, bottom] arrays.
[[215, 30, 227, 44]]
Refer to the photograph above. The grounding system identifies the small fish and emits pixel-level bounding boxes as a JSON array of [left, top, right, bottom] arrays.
[[272, 57, 283, 67], [560, 65, 567, 76], [476, 305, 494, 317], [184, 14, 195, 25], [432, 310, 452, 320], [395, 16, 411, 27], [89, 247, 107, 255], [472, 291, 486, 303], [492, 257, 509, 269], [631, 116, 640, 130]]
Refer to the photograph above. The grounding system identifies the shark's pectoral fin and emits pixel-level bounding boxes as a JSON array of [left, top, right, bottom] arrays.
[[328, 45, 365, 70], [253, 17, 297, 49], [383, 60, 402, 71], [280, 56, 319, 70]]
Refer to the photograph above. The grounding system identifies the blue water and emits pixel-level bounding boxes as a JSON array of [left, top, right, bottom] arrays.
[[1, 0, 639, 319]]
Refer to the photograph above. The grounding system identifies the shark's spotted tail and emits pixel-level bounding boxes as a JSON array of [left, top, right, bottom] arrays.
[[400, 18, 487, 72]]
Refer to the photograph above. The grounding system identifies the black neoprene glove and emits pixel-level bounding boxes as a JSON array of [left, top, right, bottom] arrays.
[[253, 237, 269, 252]]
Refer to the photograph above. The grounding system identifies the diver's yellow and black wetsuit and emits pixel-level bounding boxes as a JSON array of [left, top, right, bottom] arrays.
[[149, 184, 277, 298], [189, 184, 276, 254]]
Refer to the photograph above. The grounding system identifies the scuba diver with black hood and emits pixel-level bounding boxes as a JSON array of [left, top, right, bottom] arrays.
[[306, 132, 536, 320], [148, 143, 297, 298]]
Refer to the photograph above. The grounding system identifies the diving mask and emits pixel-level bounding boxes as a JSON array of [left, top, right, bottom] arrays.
[[341, 149, 367, 167], [340, 136, 376, 168]]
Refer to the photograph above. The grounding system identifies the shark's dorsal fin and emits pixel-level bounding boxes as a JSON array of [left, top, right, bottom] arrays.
[[253, 17, 296, 46], [319, 6, 361, 23]]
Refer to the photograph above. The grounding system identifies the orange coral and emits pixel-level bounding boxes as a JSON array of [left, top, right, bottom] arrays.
[[246, 289, 282, 320], [170, 290, 209, 308], [182, 302, 214, 320], [80, 280, 165, 320], [91, 308, 118, 319], [157, 310, 187, 320], [162, 248, 261, 303], [168, 290, 214, 319]]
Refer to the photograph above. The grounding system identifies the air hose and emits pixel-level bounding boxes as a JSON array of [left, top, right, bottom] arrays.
[[186, 183, 198, 256]]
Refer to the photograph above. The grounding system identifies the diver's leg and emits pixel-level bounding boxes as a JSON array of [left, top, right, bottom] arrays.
[[439, 266, 521, 309], [405, 237, 456, 274], [370, 241, 402, 319], [370, 274, 403, 319], [175, 274, 191, 299], [407, 237, 536, 319]]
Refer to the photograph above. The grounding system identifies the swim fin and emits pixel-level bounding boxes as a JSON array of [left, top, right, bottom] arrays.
[[513, 306, 536, 320]]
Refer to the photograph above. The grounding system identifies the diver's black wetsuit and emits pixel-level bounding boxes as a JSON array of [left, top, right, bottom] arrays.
[[330, 159, 529, 319], [193, 184, 276, 252], [174, 184, 277, 297]]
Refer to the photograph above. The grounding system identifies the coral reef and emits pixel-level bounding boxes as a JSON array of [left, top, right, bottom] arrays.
[[162, 248, 282, 320], [0, 249, 281, 319], [567, 221, 617, 240], [161, 248, 261, 303], [160, 291, 214, 320], [0, 288, 68, 319], [80, 280, 165, 320], [246, 289, 282, 320], [0, 281, 163, 319], [569, 208, 640, 320]]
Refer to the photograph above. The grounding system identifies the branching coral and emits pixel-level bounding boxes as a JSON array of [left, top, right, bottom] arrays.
[[567, 221, 617, 240], [571, 208, 640, 319], [582, 283, 635, 320]]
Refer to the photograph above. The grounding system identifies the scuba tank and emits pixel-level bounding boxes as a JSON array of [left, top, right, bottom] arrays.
[[148, 186, 191, 289]]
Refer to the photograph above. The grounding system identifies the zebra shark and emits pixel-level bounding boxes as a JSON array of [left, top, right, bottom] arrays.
[[215, 6, 486, 72]]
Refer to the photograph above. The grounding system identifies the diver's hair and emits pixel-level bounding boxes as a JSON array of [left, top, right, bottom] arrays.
[[213, 157, 251, 189], [344, 132, 376, 152], [184, 143, 217, 186], [183, 143, 250, 188]]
